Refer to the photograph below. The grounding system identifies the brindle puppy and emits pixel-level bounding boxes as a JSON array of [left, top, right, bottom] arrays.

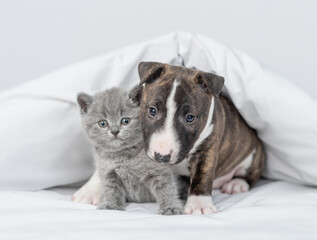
[[135, 62, 265, 215]]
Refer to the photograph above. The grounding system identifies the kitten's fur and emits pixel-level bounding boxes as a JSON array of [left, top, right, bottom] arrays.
[[77, 87, 183, 215]]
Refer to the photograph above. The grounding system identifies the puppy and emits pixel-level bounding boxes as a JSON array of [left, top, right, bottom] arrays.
[[136, 62, 265, 215]]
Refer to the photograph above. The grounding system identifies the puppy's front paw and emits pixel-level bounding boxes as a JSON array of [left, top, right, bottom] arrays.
[[184, 195, 217, 215], [159, 206, 183, 215], [97, 202, 125, 211]]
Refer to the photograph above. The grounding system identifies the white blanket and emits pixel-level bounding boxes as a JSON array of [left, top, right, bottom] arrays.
[[1, 180, 316, 240], [1, 32, 317, 239], [1, 32, 317, 191]]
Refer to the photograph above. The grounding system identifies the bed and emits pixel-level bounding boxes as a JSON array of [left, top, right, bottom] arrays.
[[1, 32, 316, 239], [1, 180, 316, 239]]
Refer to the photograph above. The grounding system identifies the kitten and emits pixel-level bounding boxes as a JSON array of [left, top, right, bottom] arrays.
[[77, 87, 183, 215]]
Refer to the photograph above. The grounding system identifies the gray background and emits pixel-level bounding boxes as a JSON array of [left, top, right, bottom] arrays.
[[0, 0, 316, 98]]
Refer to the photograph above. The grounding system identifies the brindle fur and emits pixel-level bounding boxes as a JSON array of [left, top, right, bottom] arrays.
[[137, 62, 265, 198]]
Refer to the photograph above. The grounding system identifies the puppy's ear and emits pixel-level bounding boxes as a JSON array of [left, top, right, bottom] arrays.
[[128, 84, 143, 106], [138, 62, 165, 85], [77, 92, 94, 114], [194, 72, 224, 97]]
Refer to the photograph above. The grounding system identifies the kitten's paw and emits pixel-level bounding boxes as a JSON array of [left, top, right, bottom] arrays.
[[71, 180, 102, 206], [159, 206, 183, 215], [221, 178, 249, 194], [184, 195, 217, 215], [97, 202, 125, 211], [72, 188, 101, 206]]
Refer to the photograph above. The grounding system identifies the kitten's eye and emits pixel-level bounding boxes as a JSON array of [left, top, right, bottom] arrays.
[[98, 120, 108, 128], [185, 114, 196, 123], [148, 107, 157, 117], [121, 118, 131, 125]]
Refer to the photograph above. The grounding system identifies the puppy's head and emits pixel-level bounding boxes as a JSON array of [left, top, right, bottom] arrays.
[[138, 62, 224, 164]]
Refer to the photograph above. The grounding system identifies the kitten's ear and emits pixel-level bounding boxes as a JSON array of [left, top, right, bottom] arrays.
[[77, 92, 94, 114], [128, 84, 143, 106]]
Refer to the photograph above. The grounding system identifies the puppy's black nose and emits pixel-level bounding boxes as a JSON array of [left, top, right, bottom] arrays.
[[154, 152, 171, 163], [111, 130, 119, 136]]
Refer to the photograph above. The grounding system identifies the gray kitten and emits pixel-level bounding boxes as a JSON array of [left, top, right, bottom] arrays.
[[77, 87, 183, 215]]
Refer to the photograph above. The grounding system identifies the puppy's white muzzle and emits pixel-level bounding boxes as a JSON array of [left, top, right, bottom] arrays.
[[148, 131, 179, 164]]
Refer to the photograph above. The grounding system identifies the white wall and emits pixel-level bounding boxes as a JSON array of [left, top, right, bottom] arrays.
[[0, 0, 316, 97]]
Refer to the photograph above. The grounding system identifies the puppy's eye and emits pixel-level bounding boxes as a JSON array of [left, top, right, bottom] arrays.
[[121, 118, 130, 125], [98, 120, 108, 128], [148, 107, 157, 117], [185, 114, 196, 123]]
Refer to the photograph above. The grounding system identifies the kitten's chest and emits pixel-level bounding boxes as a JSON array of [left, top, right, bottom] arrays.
[[105, 156, 141, 179], [115, 164, 138, 180], [114, 161, 155, 202]]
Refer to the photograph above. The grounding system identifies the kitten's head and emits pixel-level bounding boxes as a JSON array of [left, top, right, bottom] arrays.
[[77, 87, 141, 152]]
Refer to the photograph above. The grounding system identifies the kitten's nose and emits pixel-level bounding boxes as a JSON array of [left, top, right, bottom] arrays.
[[111, 130, 120, 136]]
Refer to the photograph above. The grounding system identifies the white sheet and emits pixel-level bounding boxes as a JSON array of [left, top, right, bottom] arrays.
[[1, 180, 316, 240]]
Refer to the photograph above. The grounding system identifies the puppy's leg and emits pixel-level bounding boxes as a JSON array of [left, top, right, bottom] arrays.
[[146, 173, 183, 215], [97, 170, 126, 211], [71, 169, 102, 205], [184, 149, 218, 215]]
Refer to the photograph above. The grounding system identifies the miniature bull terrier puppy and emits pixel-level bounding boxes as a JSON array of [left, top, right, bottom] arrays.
[[136, 62, 265, 215]]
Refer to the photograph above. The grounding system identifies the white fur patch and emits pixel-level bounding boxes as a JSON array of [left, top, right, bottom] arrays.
[[184, 195, 218, 215], [71, 170, 102, 206], [188, 97, 215, 156], [149, 80, 180, 163]]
